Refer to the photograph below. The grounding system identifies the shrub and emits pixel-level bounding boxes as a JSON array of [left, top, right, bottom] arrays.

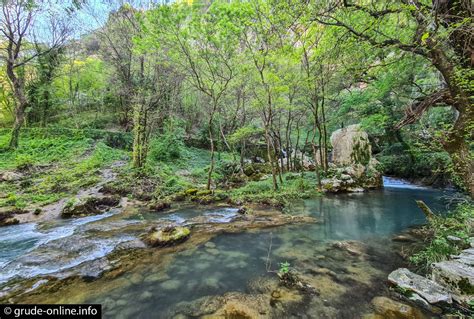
[[410, 203, 473, 272], [104, 132, 132, 150], [149, 119, 186, 162]]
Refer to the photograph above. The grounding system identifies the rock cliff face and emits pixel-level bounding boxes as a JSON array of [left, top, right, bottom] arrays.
[[322, 124, 382, 193]]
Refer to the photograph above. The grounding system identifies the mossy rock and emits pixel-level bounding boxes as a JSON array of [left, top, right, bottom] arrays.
[[143, 226, 190, 247], [148, 201, 171, 212], [191, 191, 228, 205], [243, 163, 272, 177], [191, 195, 214, 205], [100, 181, 131, 196], [134, 191, 153, 201], [0, 210, 19, 227], [170, 192, 187, 201], [61, 195, 121, 218], [248, 173, 265, 182], [243, 165, 256, 176], [185, 188, 199, 195], [213, 192, 229, 201], [0, 206, 28, 226], [195, 190, 212, 196]]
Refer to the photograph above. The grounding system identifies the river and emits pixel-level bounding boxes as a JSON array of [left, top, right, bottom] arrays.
[[0, 178, 454, 318]]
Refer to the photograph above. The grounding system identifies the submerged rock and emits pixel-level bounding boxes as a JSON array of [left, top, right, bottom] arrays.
[[61, 195, 120, 218], [371, 296, 427, 319], [388, 268, 452, 304], [332, 240, 366, 256], [76, 257, 112, 281], [143, 226, 190, 247], [200, 292, 271, 318]]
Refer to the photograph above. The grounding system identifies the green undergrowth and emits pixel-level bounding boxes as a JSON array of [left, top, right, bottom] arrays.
[[147, 144, 236, 198], [410, 202, 474, 272], [0, 129, 127, 208], [0, 127, 323, 210], [228, 172, 322, 206], [0, 129, 92, 170]]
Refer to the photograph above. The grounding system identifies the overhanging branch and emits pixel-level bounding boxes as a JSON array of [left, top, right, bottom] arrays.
[[395, 88, 451, 129]]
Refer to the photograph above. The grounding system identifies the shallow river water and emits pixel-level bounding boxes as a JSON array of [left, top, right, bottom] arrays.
[[0, 178, 454, 318]]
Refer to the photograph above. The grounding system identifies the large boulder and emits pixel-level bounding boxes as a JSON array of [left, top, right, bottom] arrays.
[[322, 125, 382, 193], [330, 124, 372, 166], [432, 253, 474, 303], [388, 268, 452, 304]]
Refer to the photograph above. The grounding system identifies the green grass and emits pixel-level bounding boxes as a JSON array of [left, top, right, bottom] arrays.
[[0, 129, 127, 208], [410, 203, 474, 272], [0, 129, 93, 170]]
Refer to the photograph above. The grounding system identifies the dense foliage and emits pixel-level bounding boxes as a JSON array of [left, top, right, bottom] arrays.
[[0, 0, 472, 195]]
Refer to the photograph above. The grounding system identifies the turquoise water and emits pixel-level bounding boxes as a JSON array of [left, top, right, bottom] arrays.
[[0, 179, 453, 317], [91, 183, 452, 318]]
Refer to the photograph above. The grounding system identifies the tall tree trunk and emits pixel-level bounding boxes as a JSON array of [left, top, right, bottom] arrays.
[[9, 105, 25, 149], [312, 142, 322, 189], [443, 107, 473, 196], [6, 66, 28, 149], [285, 110, 292, 172], [320, 95, 329, 171], [132, 103, 146, 168], [206, 101, 218, 191], [240, 140, 246, 174], [294, 119, 302, 171], [428, 43, 473, 196], [274, 130, 284, 184], [265, 125, 278, 191]]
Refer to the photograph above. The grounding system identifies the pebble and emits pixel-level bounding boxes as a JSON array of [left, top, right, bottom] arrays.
[[140, 291, 153, 300], [161, 279, 181, 290], [204, 242, 216, 249], [129, 273, 143, 285], [205, 248, 220, 256], [116, 299, 127, 306]]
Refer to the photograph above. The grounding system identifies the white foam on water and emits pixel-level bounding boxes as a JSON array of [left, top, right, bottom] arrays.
[[204, 208, 239, 223], [0, 211, 118, 283], [383, 176, 428, 190]]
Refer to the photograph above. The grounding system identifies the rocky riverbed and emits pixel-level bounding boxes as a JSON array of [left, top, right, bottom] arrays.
[[1, 179, 463, 318]]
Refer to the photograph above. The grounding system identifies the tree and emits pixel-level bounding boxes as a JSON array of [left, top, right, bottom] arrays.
[[313, 0, 473, 195], [241, 0, 284, 191], [98, 3, 139, 130], [27, 44, 63, 126], [0, 0, 69, 148], [145, 2, 242, 189]]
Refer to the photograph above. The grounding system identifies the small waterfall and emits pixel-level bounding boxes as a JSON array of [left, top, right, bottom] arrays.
[[382, 176, 427, 189]]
